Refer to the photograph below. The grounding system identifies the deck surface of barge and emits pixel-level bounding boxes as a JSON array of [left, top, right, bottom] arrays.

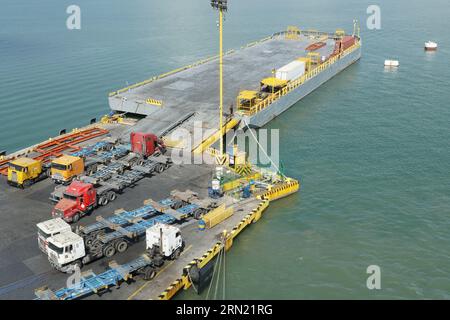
[[109, 33, 336, 141]]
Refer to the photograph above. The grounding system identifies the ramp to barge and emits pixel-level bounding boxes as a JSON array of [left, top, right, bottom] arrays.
[[109, 34, 336, 147]]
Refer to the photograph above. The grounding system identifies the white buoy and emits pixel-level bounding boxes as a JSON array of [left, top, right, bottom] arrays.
[[425, 41, 437, 51], [384, 60, 399, 67]]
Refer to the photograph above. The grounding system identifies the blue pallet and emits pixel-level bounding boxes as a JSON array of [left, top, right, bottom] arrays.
[[99, 214, 176, 243], [81, 205, 157, 235]]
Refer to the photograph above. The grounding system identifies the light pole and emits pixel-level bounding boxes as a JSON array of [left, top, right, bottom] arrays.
[[211, 0, 228, 164]]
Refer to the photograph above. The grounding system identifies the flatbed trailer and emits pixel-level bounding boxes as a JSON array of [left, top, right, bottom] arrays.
[[35, 255, 153, 300], [49, 155, 171, 204]]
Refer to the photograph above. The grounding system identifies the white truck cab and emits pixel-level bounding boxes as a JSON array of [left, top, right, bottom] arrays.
[[46, 231, 86, 273], [37, 218, 72, 253], [146, 223, 183, 258]]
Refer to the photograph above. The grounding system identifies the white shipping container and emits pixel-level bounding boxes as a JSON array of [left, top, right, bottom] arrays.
[[275, 60, 305, 81]]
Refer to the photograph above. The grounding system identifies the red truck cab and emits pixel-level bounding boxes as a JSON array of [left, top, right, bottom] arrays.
[[130, 132, 166, 157], [52, 181, 97, 223]]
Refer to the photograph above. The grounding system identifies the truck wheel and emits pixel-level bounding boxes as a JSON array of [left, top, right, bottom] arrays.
[[171, 248, 181, 260], [23, 179, 33, 188], [72, 213, 80, 223], [115, 240, 128, 253], [103, 245, 116, 258], [107, 191, 117, 202], [143, 266, 157, 281], [85, 235, 95, 247], [99, 196, 108, 206]]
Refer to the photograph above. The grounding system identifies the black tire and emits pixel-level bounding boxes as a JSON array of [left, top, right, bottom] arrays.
[[72, 213, 80, 223], [99, 196, 108, 206], [143, 266, 157, 281], [171, 248, 181, 260], [115, 240, 128, 253], [193, 208, 204, 220], [172, 201, 184, 210], [107, 191, 117, 202], [85, 235, 95, 247], [103, 245, 116, 258], [156, 164, 164, 174]]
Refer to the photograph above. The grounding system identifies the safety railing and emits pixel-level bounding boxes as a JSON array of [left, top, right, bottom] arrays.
[[239, 41, 361, 116]]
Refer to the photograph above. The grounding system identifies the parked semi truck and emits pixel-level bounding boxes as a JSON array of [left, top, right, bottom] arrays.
[[7, 158, 50, 188], [50, 132, 166, 184], [50, 156, 172, 223], [35, 223, 184, 300]]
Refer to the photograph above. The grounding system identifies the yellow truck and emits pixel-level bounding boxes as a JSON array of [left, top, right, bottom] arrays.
[[7, 158, 49, 188], [50, 155, 97, 184]]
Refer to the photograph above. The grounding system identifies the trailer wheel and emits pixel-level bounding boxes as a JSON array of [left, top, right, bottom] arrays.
[[23, 179, 33, 188], [115, 240, 128, 253], [193, 208, 204, 220], [143, 266, 157, 281], [156, 164, 164, 173], [172, 201, 184, 210], [107, 191, 117, 202], [103, 245, 116, 258]]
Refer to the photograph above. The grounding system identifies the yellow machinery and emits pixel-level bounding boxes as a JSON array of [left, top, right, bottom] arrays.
[[50, 155, 86, 184], [260, 77, 288, 94], [236, 90, 262, 113], [285, 26, 300, 40], [7, 158, 45, 188], [307, 52, 321, 65]]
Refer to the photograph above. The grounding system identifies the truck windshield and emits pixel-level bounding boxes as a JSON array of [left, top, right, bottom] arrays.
[[48, 242, 63, 255], [38, 228, 51, 239], [8, 163, 25, 172], [51, 163, 67, 170], [63, 193, 78, 201]]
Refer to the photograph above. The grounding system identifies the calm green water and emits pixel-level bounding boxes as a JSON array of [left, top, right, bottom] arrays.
[[1, 0, 449, 299]]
